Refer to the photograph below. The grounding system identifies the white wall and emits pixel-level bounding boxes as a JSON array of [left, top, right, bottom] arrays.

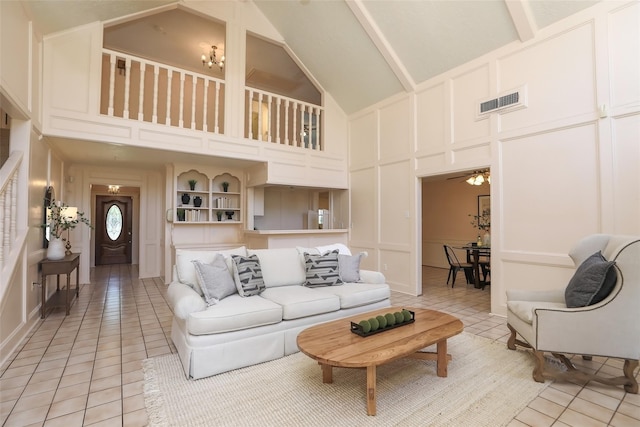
[[348, 1, 640, 316]]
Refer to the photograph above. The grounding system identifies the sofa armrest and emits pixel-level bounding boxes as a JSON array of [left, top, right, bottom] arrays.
[[506, 288, 565, 304], [168, 282, 207, 320], [360, 270, 386, 284]]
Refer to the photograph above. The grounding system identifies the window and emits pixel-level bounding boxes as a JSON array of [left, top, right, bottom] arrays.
[[106, 204, 123, 240]]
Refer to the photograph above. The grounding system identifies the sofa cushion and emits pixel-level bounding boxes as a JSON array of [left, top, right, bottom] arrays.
[[247, 248, 305, 287], [311, 283, 390, 309], [565, 251, 617, 308], [304, 250, 342, 287], [192, 255, 237, 306], [338, 252, 366, 283], [187, 294, 282, 335], [231, 255, 266, 297], [176, 247, 247, 295], [261, 286, 340, 320]]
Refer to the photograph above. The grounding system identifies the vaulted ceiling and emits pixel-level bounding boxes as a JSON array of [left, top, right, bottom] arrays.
[[24, 0, 599, 115]]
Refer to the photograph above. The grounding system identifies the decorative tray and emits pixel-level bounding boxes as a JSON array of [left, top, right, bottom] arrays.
[[350, 309, 415, 337]]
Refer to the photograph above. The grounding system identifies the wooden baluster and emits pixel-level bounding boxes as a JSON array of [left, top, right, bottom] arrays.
[[166, 70, 173, 126], [9, 173, 16, 244], [202, 79, 209, 132], [123, 58, 131, 119], [315, 107, 321, 150], [214, 81, 220, 134], [0, 185, 6, 266], [276, 97, 281, 144], [266, 94, 272, 142], [284, 99, 290, 146], [300, 104, 306, 148], [291, 101, 298, 147], [152, 65, 159, 124], [108, 54, 116, 116], [178, 72, 185, 128], [138, 63, 145, 121], [248, 89, 254, 139]]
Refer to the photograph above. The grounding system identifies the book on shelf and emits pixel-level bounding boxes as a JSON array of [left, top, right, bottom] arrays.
[[214, 197, 234, 209]]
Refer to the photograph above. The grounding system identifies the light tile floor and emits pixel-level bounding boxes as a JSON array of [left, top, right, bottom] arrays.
[[1, 265, 638, 426]]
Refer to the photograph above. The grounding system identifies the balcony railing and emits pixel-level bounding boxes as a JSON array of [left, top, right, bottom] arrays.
[[101, 49, 324, 151], [102, 49, 225, 134], [245, 88, 323, 150]]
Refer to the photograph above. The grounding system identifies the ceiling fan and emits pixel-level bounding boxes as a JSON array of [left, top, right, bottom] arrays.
[[447, 169, 491, 185]]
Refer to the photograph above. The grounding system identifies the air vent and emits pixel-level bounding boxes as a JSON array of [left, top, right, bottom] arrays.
[[476, 85, 527, 120]]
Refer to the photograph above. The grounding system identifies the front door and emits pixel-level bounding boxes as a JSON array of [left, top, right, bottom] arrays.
[[95, 196, 132, 265]]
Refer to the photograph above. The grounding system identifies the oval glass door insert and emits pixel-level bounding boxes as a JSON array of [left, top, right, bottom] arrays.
[[106, 204, 123, 240]]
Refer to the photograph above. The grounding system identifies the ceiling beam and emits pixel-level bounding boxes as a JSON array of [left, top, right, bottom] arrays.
[[346, 0, 416, 92], [505, 0, 537, 42]]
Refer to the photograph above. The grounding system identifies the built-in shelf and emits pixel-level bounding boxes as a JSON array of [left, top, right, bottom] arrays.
[[175, 169, 242, 224]]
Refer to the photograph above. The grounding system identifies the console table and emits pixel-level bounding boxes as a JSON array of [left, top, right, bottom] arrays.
[[39, 253, 80, 319]]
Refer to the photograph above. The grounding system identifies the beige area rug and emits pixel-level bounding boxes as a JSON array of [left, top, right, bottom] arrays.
[[143, 333, 548, 426]]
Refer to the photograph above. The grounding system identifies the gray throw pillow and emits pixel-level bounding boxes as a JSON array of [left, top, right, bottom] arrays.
[[565, 251, 617, 308], [304, 250, 342, 287], [192, 255, 237, 306], [338, 252, 365, 282], [231, 254, 265, 297]]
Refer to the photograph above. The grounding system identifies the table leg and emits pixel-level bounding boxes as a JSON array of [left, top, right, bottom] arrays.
[[437, 340, 448, 377], [66, 273, 71, 315], [41, 274, 46, 319], [75, 265, 80, 297], [366, 365, 377, 416], [321, 364, 333, 383], [473, 250, 481, 288]]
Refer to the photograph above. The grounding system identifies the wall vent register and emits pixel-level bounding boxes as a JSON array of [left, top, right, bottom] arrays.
[[476, 85, 528, 119]]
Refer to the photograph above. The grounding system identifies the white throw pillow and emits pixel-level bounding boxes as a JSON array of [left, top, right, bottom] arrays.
[[315, 243, 352, 256], [192, 255, 238, 306]]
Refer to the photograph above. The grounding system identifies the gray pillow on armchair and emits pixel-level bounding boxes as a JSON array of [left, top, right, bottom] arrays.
[[564, 251, 617, 308]]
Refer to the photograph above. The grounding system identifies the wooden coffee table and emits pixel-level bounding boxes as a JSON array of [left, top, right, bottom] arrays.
[[296, 307, 463, 416]]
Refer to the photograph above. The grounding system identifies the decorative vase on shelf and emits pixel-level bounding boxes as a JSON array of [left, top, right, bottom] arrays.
[[222, 182, 229, 192], [181, 193, 190, 205], [47, 237, 66, 260], [193, 196, 202, 207], [216, 212, 223, 221], [225, 211, 234, 220]]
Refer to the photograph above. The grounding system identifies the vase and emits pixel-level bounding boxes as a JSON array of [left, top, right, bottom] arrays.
[[47, 237, 66, 260], [193, 196, 202, 207], [181, 193, 190, 205], [482, 231, 491, 246]]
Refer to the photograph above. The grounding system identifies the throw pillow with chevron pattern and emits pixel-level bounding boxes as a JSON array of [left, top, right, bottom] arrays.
[[231, 254, 266, 296], [304, 249, 343, 287]]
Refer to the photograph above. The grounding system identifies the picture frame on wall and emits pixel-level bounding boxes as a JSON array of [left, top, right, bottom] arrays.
[[478, 194, 490, 218]]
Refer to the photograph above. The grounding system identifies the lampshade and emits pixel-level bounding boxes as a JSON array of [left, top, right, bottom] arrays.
[[61, 206, 78, 221]]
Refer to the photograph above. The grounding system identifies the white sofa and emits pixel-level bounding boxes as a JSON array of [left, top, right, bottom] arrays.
[[167, 245, 391, 379]]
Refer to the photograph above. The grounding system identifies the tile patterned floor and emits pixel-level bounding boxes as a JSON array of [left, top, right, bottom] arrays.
[[1, 264, 638, 426]]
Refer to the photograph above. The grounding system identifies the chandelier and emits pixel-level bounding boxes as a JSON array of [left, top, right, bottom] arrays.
[[108, 185, 120, 195], [466, 170, 490, 186], [201, 45, 224, 70]]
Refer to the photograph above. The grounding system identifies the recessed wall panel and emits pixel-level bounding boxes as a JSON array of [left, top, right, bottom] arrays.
[[379, 248, 413, 294], [350, 168, 376, 243], [349, 112, 377, 167], [379, 161, 411, 245], [498, 23, 595, 132], [452, 65, 491, 143], [501, 124, 600, 253], [379, 96, 411, 161], [612, 114, 640, 234], [49, 31, 94, 114], [609, 2, 640, 109], [416, 83, 446, 153]]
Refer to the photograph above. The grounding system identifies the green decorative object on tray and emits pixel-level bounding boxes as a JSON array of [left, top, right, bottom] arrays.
[[351, 309, 415, 337]]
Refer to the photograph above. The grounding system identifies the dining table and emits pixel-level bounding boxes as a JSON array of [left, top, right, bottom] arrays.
[[455, 244, 490, 289]]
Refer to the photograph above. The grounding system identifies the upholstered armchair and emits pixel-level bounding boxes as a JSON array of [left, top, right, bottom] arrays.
[[506, 234, 640, 393]]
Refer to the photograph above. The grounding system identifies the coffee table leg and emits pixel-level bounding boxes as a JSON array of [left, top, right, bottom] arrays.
[[367, 365, 376, 416], [437, 340, 448, 377], [321, 364, 333, 383]]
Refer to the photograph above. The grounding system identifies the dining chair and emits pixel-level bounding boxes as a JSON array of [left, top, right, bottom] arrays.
[[443, 245, 474, 287]]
